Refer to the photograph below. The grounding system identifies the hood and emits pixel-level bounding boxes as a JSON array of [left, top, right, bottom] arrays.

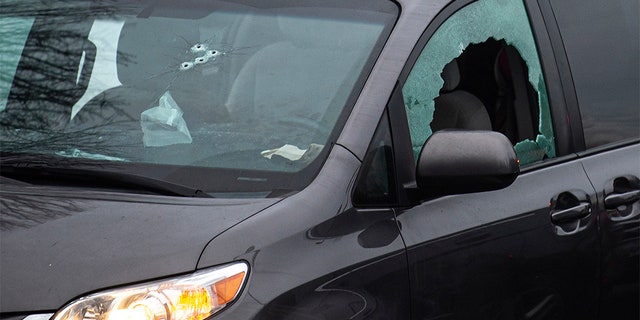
[[0, 186, 279, 313]]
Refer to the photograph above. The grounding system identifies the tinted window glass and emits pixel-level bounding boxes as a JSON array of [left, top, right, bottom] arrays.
[[550, 0, 639, 148], [353, 111, 396, 205]]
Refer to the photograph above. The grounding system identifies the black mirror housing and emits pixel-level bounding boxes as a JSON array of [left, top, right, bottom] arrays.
[[416, 130, 519, 195]]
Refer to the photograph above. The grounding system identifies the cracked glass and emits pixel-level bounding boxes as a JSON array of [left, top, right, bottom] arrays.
[[402, 0, 555, 165], [0, 0, 397, 194]]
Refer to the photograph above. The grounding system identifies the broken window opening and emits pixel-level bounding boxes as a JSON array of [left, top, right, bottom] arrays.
[[402, 0, 555, 165]]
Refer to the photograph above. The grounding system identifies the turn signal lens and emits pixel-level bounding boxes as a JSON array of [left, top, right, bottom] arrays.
[[215, 272, 245, 305], [52, 262, 248, 320]]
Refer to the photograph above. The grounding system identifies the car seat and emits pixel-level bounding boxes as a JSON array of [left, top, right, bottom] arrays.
[[224, 12, 375, 145], [430, 59, 493, 132]]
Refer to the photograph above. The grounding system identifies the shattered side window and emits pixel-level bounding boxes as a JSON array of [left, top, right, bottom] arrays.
[[402, 0, 555, 165]]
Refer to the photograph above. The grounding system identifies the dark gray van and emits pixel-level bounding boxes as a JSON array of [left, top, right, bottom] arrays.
[[1, 0, 638, 319]]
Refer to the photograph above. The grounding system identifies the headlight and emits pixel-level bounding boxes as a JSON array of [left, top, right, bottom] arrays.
[[52, 262, 248, 320]]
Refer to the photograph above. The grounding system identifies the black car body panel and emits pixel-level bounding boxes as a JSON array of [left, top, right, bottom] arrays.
[[0, 188, 279, 311], [399, 159, 601, 319], [197, 146, 410, 319], [580, 143, 640, 319]]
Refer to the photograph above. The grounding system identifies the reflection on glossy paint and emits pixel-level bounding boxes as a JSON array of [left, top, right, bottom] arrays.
[[307, 208, 400, 249], [0, 194, 82, 230]]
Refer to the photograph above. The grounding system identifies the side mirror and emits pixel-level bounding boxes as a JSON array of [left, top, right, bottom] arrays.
[[416, 130, 519, 195]]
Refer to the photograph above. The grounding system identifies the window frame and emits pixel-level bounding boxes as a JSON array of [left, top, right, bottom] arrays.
[[535, 0, 586, 152]]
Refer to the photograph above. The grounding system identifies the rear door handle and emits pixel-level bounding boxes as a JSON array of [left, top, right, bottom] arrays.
[[605, 189, 640, 209], [549, 191, 594, 235], [551, 202, 591, 223]]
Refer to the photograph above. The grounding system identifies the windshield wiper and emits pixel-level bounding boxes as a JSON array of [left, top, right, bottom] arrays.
[[0, 165, 213, 198]]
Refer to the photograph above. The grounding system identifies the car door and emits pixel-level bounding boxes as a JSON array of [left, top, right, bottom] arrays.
[[543, 0, 640, 318], [386, 0, 600, 318], [581, 145, 640, 320]]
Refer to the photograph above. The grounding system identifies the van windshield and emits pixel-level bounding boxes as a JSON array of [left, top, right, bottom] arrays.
[[0, 0, 397, 196]]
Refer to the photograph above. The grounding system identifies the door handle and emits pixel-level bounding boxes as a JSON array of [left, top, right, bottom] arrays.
[[550, 190, 594, 235], [604, 189, 640, 209], [551, 202, 591, 223]]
